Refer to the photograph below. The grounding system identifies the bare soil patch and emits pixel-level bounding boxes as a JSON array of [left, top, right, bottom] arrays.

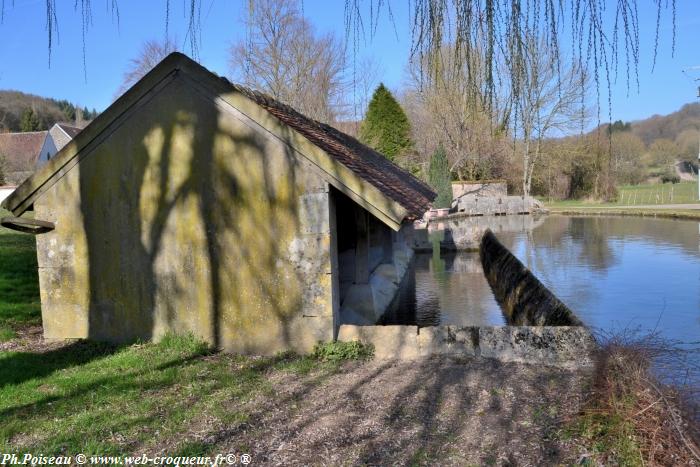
[[182, 356, 591, 466], [0, 325, 69, 353]]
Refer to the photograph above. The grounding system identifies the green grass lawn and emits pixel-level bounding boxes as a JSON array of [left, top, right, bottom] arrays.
[[0, 208, 40, 341], [0, 333, 350, 456], [544, 181, 699, 208]]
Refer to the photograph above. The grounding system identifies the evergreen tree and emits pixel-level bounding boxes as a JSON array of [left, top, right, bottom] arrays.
[[0, 154, 5, 185], [359, 83, 413, 161], [19, 108, 41, 132], [428, 144, 452, 208]]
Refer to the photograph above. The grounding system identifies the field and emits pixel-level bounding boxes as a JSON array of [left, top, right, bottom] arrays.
[[545, 181, 699, 208]]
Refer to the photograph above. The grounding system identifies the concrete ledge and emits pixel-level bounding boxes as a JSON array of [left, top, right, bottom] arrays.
[[338, 324, 596, 368]]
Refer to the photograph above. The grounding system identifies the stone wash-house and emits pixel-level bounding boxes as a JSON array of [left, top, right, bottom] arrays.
[[1, 53, 435, 354]]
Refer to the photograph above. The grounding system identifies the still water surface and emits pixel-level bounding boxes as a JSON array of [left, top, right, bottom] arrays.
[[388, 215, 700, 345]]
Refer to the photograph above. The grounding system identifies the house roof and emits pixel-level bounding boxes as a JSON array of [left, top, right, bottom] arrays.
[[56, 123, 82, 139], [2, 53, 435, 228], [0, 131, 47, 184], [48, 123, 81, 152]]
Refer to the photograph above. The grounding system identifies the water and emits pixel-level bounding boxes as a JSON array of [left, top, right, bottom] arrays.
[[387, 215, 700, 346]]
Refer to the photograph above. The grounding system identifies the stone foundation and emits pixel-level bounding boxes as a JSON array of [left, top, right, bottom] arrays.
[[338, 324, 596, 368]]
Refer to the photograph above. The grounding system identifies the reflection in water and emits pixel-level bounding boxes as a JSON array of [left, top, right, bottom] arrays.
[[382, 251, 506, 327], [387, 215, 700, 348]]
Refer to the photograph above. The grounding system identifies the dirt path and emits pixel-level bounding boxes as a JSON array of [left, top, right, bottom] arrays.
[[195, 358, 591, 466]]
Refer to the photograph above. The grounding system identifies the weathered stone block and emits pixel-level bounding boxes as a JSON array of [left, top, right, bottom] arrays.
[[478, 326, 596, 368], [337, 324, 421, 359]]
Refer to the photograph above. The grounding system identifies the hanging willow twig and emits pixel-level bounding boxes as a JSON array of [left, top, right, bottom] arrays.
[[40, 0, 202, 72], [345, 0, 676, 129]]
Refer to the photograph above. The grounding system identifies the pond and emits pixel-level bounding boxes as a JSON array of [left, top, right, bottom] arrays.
[[384, 215, 700, 347]]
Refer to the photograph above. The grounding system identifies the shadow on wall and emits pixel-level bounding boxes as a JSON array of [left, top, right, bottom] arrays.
[[75, 80, 308, 351]]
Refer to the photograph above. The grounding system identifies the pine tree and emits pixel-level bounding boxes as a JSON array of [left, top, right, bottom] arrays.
[[428, 144, 452, 208], [359, 83, 413, 162], [0, 154, 5, 185], [19, 108, 41, 132]]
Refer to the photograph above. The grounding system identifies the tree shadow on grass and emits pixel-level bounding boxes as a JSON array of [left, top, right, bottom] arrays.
[[0, 340, 121, 389]]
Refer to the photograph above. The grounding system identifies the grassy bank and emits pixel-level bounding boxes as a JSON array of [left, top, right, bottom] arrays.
[[545, 181, 699, 208], [543, 182, 700, 220], [0, 208, 40, 341], [567, 333, 700, 465], [1, 335, 371, 456]]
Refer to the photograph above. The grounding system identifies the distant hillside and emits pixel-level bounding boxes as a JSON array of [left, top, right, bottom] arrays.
[[0, 90, 98, 133], [630, 102, 700, 147]]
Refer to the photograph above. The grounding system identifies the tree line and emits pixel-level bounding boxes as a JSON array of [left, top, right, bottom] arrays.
[[112, 0, 692, 204], [0, 90, 98, 133]]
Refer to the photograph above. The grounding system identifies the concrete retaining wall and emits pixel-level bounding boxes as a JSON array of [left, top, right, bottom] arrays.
[[338, 324, 596, 368], [480, 229, 582, 326]]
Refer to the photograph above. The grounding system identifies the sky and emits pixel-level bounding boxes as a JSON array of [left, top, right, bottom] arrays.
[[0, 0, 699, 125]]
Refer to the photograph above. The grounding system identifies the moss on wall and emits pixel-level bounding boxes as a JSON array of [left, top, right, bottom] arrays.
[[35, 77, 335, 354]]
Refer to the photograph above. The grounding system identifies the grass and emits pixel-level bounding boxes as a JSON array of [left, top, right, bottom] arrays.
[[542, 182, 700, 220], [544, 181, 699, 208], [0, 333, 347, 455], [0, 208, 40, 341], [567, 331, 700, 465]]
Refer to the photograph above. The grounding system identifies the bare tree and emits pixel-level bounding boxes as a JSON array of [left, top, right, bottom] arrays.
[[117, 38, 178, 97], [403, 45, 511, 181], [516, 36, 589, 197], [229, 0, 347, 124]]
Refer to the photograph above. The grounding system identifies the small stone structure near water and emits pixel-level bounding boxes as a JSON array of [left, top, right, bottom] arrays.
[[448, 180, 545, 217], [338, 229, 596, 367], [1, 53, 435, 354]]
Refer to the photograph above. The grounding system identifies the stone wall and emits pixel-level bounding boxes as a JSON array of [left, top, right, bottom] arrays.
[[479, 229, 582, 326], [34, 77, 336, 354], [452, 181, 507, 199], [338, 324, 596, 368], [452, 195, 544, 216]]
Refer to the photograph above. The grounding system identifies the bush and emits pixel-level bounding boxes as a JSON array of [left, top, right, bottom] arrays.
[[571, 330, 700, 465], [312, 340, 374, 362], [428, 144, 453, 208], [661, 173, 681, 184]]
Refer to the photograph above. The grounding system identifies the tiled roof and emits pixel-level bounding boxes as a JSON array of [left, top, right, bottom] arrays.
[[57, 123, 82, 138], [230, 84, 436, 219], [0, 131, 46, 176]]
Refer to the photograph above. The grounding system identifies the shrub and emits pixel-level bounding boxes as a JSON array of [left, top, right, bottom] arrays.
[[570, 329, 700, 465], [428, 144, 453, 208], [312, 340, 374, 362], [661, 173, 681, 184]]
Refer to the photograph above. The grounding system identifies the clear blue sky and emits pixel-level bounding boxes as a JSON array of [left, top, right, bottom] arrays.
[[0, 0, 698, 124]]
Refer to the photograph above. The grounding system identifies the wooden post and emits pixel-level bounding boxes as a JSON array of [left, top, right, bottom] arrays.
[[354, 207, 370, 284]]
